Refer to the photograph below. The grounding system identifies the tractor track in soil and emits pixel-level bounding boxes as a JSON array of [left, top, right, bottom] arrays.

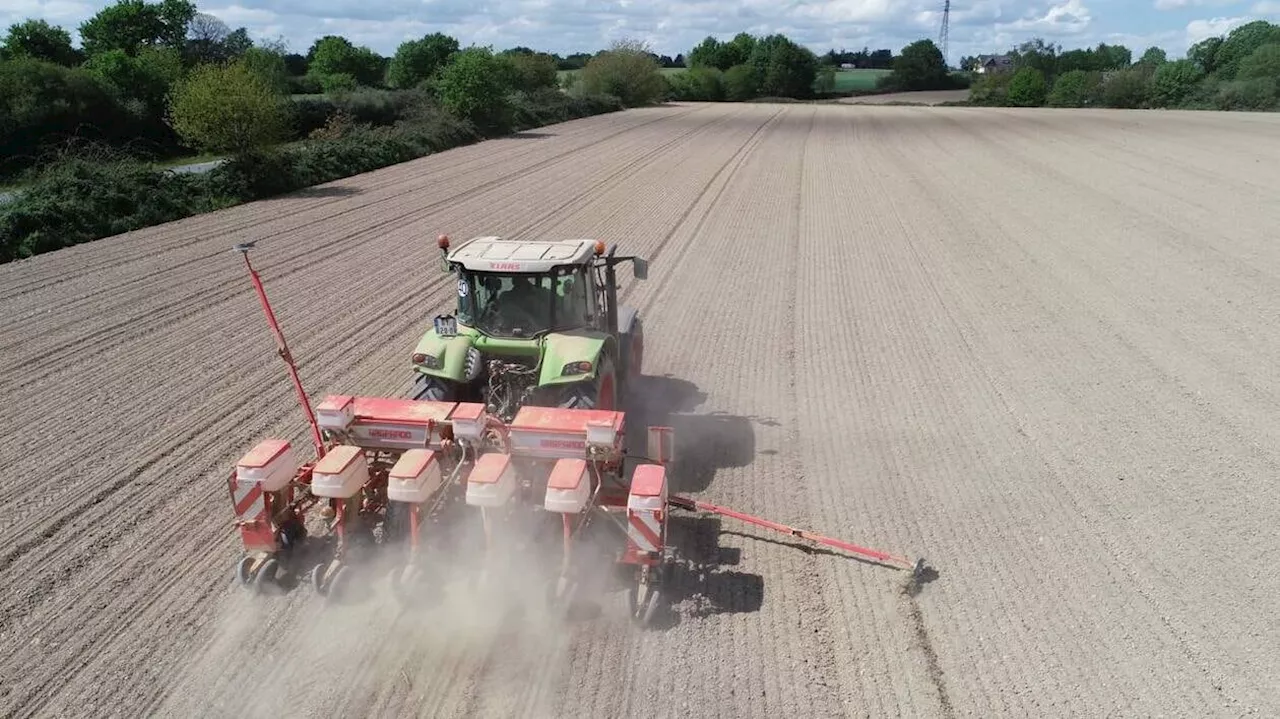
[[3, 103, 1280, 718], [449, 104, 790, 719]]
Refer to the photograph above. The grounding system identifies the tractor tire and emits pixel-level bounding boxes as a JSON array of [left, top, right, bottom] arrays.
[[410, 374, 454, 402], [558, 355, 617, 411]]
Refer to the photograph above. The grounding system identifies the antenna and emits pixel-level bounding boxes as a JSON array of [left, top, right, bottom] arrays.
[[234, 242, 327, 459], [938, 0, 951, 68]]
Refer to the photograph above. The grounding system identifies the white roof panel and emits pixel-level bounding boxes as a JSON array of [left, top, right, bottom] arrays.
[[447, 236, 598, 273]]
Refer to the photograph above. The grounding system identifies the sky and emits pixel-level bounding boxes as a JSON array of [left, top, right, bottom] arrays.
[[4, 0, 1279, 64]]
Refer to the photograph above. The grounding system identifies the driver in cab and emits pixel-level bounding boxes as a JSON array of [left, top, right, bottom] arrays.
[[503, 275, 549, 308]]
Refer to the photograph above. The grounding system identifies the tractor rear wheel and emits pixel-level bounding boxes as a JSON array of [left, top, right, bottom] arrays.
[[410, 374, 454, 402], [626, 316, 644, 387], [557, 355, 617, 411]]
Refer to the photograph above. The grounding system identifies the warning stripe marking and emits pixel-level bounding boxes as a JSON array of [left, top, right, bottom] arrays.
[[628, 512, 662, 552], [234, 481, 265, 520]]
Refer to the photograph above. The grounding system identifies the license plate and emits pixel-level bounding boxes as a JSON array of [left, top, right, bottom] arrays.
[[434, 315, 457, 337]]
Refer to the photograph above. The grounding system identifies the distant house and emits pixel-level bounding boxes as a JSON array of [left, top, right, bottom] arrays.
[[974, 54, 1014, 74]]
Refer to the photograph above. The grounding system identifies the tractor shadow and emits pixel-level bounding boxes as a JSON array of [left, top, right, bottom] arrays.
[[624, 374, 767, 493], [562, 515, 764, 630], [644, 514, 765, 630]]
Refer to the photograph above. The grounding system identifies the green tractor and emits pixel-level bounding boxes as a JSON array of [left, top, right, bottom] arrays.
[[408, 234, 649, 421]]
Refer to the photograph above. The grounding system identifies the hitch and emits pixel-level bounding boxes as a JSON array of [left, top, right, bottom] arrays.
[[668, 494, 927, 578]]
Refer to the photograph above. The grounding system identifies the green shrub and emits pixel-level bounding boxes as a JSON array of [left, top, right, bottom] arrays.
[[1175, 75, 1222, 109], [0, 56, 166, 179], [508, 89, 567, 129], [665, 66, 724, 100], [435, 46, 514, 133], [1007, 66, 1048, 106], [814, 65, 837, 94], [1101, 68, 1151, 108], [578, 38, 666, 106], [507, 88, 623, 130], [333, 89, 427, 126], [307, 36, 384, 87], [748, 34, 818, 98], [288, 95, 340, 136], [240, 47, 290, 95], [387, 33, 459, 89], [498, 50, 559, 93], [968, 71, 1014, 105], [1213, 20, 1280, 80], [0, 156, 228, 262], [722, 63, 760, 101], [318, 72, 358, 94], [83, 46, 183, 115], [287, 75, 324, 95], [880, 39, 952, 92], [1214, 77, 1278, 110], [204, 148, 302, 200], [167, 57, 292, 155], [1147, 60, 1205, 108], [284, 89, 439, 139], [1237, 43, 1280, 80], [1046, 69, 1102, 107]]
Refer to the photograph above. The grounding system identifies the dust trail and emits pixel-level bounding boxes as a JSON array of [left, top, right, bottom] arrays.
[[153, 503, 593, 718]]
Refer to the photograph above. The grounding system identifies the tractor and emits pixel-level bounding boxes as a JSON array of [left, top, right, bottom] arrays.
[[408, 235, 649, 422]]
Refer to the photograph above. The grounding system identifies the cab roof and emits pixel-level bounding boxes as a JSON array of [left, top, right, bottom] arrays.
[[446, 236, 599, 273]]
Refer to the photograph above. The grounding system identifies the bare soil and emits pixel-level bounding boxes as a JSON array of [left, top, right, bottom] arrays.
[[3, 102, 1279, 718]]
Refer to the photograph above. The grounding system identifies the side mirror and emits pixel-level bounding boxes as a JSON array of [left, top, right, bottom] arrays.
[[631, 257, 648, 280]]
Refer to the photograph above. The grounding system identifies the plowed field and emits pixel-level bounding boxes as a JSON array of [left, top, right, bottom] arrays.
[[3, 102, 1280, 718]]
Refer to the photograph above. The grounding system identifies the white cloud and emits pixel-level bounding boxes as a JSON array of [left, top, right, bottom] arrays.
[[1154, 0, 1242, 10], [1003, 0, 1092, 34], [999, 0, 1093, 35], [1103, 28, 1184, 54], [790, 0, 897, 24], [202, 5, 277, 26], [1251, 0, 1280, 13], [4, 0, 93, 24], [1185, 15, 1252, 42]]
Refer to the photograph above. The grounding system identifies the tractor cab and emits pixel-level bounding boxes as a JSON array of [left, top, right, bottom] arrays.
[[454, 251, 596, 340], [410, 234, 647, 421]]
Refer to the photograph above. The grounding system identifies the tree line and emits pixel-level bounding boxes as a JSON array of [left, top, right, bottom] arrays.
[[0, 0, 672, 262], [663, 33, 942, 102], [0, 4, 908, 181], [966, 22, 1280, 110]]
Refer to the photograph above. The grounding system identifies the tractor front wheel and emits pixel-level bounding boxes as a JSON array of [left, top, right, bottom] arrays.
[[410, 374, 454, 402], [557, 355, 617, 411]]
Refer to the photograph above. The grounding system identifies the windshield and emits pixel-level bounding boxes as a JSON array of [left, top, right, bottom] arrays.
[[455, 267, 591, 338]]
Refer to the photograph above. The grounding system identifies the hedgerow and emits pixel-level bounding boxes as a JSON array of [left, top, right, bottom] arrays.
[[968, 20, 1280, 111], [0, 89, 622, 262]]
